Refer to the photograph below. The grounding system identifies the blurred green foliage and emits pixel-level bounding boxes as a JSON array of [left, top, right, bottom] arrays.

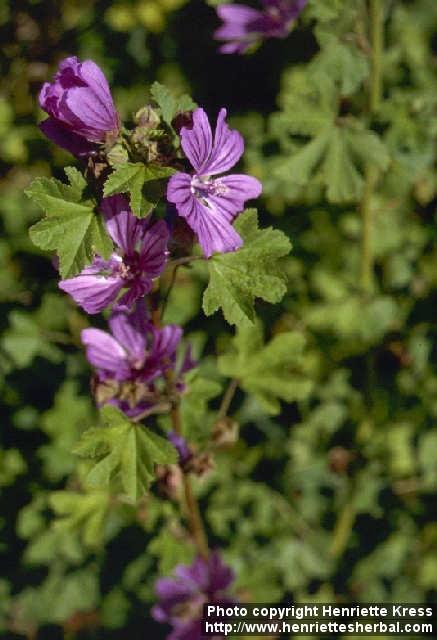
[[0, 0, 436, 638]]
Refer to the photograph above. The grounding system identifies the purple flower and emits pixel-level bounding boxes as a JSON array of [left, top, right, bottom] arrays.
[[167, 108, 261, 258], [59, 195, 169, 314], [81, 304, 193, 417], [152, 552, 235, 640], [168, 431, 193, 467], [215, 0, 308, 53], [39, 56, 119, 156]]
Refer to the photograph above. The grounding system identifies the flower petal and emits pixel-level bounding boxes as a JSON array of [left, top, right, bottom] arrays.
[[217, 3, 263, 26], [180, 108, 213, 174], [208, 174, 262, 217], [208, 550, 235, 591], [218, 41, 252, 54], [173, 189, 243, 257], [167, 168, 247, 256], [59, 263, 123, 314], [39, 56, 118, 143], [61, 88, 115, 141], [81, 327, 130, 378], [200, 108, 244, 176], [39, 118, 96, 157], [167, 172, 192, 205], [200, 175, 261, 228], [108, 306, 148, 364], [215, 4, 263, 49], [220, 173, 262, 199], [139, 219, 169, 278], [101, 195, 144, 254], [152, 325, 182, 363], [116, 279, 151, 311], [80, 59, 118, 126]]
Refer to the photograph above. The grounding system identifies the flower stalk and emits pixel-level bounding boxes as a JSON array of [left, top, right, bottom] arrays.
[[152, 304, 210, 559]]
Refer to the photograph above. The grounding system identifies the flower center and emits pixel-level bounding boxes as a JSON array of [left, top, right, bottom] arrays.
[[120, 251, 142, 281], [191, 175, 228, 201]]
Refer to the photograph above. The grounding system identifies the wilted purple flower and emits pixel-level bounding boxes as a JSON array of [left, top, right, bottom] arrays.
[[152, 552, 235, 640], [59, 195, 168, 314], [215, 0, 308, 54], [82, 304, 193, 417], [167, 108, 262, 258], [39, 56, 119, 156]]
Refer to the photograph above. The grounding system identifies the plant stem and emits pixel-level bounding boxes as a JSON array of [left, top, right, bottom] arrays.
[[369, 0, 383, 113], [217, 378, 239, 420], [151, 302, 209, 559], [167, 255, 203, 268], [160, 264, 180, 321], [329, 494, 357, 558], [160, 255, 203, 321], [168, 385, 209, 559], [360, 0, 384, 294], [360, 165, 378, 293], [182, 471, 209, 558], [332, 0, 385, 559]]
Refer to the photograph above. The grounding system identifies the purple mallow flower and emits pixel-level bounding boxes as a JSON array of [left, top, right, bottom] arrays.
[[39, 56, 119, 156], [59, 195, 168, 314], [152, 552, 235, 640], [167, 108, 261, 258], [215, 0, 308, 54], [82, 304, 193, 417]]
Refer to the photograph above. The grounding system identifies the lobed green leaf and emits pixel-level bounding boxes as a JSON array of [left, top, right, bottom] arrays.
[[26, 168, 113, 277], [203, 210, 291, 326], [103, 162, 175, 217], [73, 406, 177, 502]]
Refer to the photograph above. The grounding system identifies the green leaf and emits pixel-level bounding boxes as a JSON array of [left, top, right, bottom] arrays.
[[305, 294, 400, 344], [310, 40, 369, 96], [418, 430, 437, 489], [100, 588, 130, 630], [150, 82, 196, 126], [269, 60, 390, 203], [180, 370, 222, 442], [322, 127, 364, 202], [14, 568, 99, 626], [73, 405, 177, 501], [49, 490, 111, 548], [17, 496, 86, 565], [306, 0, 345, 23], [149, 527, 195, 575], [26, 167, 113, 277], [218, 322, 313, 414], [1, 310, 63, 367], [39, 381, 94, 481], [276, 126, 390, 203], [103, 162, 175, 217], [0, 449, 26, 487], [25, 167, 87, 214], [203, 210, 291, 326]]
